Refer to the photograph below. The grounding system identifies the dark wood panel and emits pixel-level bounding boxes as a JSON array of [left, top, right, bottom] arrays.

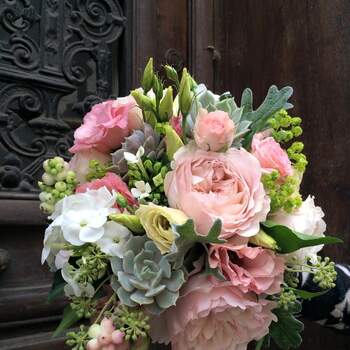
[[212, 0, 350, 349], [131, 0, 189, 86]]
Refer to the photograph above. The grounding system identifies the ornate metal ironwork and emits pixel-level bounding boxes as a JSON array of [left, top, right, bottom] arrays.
[[0, 0, 127, 198]]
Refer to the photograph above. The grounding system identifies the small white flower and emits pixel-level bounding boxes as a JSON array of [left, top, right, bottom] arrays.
[[123, 146, 145, 164], [96, 221, 130, 257], [48, 187, 118, 246], [61, 263, 95, 298], [131, 180, 152, 200]]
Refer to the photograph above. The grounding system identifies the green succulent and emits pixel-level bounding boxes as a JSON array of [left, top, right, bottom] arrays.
[[110, 236, 185, 314]]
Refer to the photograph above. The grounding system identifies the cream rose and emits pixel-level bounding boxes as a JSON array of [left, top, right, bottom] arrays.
[[165, 144, 270, 239], [135, 204, 188, 254]]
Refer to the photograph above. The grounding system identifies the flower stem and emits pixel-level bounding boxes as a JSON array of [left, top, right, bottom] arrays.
[[94, 294, 116, 325]]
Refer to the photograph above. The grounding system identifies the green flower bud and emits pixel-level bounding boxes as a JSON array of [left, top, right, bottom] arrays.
[[109, 213, 145, 233], [249, 230, 279, 250], [152, 173, 163, 187], [159, 86, 174, 121], [153, 162, 162, 174], [42, 173, 55, 186], [292, 126, 303, 137], [116, 193, 128, 208], [143, 159, 154, 174], [152, 75, 164, 102], [179, 75, 193, 116], [164, 65, 180, 86], [141, 57, 154, 92], [55, 181, 67, 192], [40, 202, 54, 214]]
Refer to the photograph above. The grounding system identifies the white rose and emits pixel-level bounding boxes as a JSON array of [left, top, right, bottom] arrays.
[[270, 195, 326, 263]]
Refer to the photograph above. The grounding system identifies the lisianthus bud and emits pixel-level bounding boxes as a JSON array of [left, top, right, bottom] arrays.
[[135, 204, 188, 254], [194, 109, 235, 152], [159, 86, 174, 121], [141, 57, 154, 92], [249, 229, 279, 250], [109, 213, 144, 234]]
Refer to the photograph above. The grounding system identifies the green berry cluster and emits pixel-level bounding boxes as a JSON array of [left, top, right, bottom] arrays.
[[262, 170, 302, 213], [71, 296, 98, 319], [278, 288, 298, 311], [287, 141, 308, 172], [66, 325, 89, 350], [74, 245, 109, 283], [284, 271, 299, 288], [268, 109, 308, 172], [311, 256, 337, 289], [86, 160, 109, 181], [114, 305, 150, 342], [128, 158, 169, 205], [38, 157, 78, 214]]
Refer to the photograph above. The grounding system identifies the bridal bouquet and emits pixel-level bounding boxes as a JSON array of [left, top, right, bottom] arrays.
[[40, 58, 341, 350]]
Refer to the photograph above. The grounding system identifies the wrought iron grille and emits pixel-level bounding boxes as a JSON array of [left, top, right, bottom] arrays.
[[0, 0, 129, 199]]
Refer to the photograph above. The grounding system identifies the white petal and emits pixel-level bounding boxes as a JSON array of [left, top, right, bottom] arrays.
[[131, 188, 142, 198], [79, 226, 104, 242], [136, 146, 145, 158], [62, 223, 84, 246], [145, 183, 152, 193], [124, 152, 138, 163]]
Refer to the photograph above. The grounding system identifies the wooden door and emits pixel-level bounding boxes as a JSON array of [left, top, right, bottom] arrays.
[[196, 1, 350, 349]]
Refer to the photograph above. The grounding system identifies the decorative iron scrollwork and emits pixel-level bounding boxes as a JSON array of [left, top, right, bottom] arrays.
[[0, 0, 127, 198]]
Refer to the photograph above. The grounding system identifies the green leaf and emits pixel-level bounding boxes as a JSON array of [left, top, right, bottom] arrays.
[[261, 221, 342, 254], [241, 85, 293, 148], [290, 288, 329, 300], [47, 271, 65, 303], [52, 305, 81, 338], [270, 307, 304, 349], [164, 124, 184, 160], [172, 219, 225, 244]]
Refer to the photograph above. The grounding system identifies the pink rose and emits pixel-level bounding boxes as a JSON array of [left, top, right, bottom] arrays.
[[251, 133, 292, 177], [70, 96, 143, 154], [69, 149, 111, 184], [150, 275, 277, 350], [194, 109, 235, 152], [209, 241, 284, 295], [76, 172, 137, 206], [164, 145, 270, 239]]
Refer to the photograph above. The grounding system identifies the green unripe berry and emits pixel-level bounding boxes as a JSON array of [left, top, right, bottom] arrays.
[[55, 181, 67, 192]]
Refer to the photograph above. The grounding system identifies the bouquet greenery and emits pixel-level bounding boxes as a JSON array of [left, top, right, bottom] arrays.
[[40, 58, 341, 350]]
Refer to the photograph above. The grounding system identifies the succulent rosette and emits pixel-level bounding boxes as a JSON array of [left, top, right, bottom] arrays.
[[110, 236, 185, 315], [39, 58, 341, 350]]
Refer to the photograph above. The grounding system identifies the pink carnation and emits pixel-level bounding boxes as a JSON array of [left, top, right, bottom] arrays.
[[76, 172, 137, 206], [70, 96, 143, 154], [209, 242, 284, 295], [251, 133, 292, 177], [194, 109, 235, 152], [165, 145, 270, 239], [150, 275, 277, 350]]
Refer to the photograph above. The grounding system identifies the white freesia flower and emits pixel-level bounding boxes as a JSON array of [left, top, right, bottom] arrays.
[[123, 146, 145, 164], [270, 195, 326, 263], [96, 221, 130, 257], [62, 263, 95, 298], [48, 187, 118, 246], [131, 180, 152, 200]]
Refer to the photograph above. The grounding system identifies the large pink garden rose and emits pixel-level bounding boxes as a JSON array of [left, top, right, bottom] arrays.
[[194, 109, 235, 152], [209, 241, 284, 295], [150, 275, 277, 350], [69, 149, 111, 184], [76, 172, 137, 206], [70, 96, 143, 154], [251, 133, 292, 177], [164, 144, 270, 239]]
